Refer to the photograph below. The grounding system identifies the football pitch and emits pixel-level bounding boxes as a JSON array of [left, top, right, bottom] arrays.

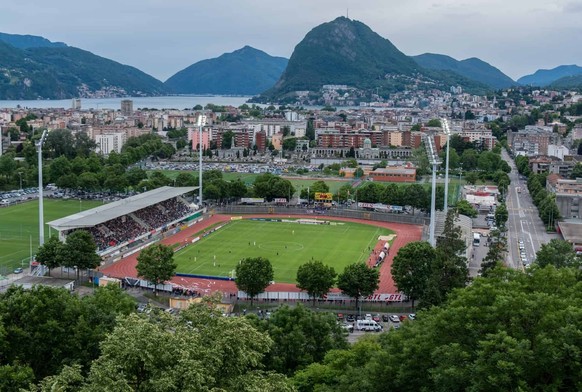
[[0, 199, 104, 270], [173, 219, 393, 283]]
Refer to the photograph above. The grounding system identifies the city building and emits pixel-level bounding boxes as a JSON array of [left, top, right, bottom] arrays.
[[95, 132, 126, 155], [368, 166, 416, 182], [121, 99, 133, 117], [546, 175, 582, 219]]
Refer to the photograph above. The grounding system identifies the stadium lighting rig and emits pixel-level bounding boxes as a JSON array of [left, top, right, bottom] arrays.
[[197, 114, 207, 208], [36, 129, 49, 246], [442, 118, 451, 214], [424, 132, 441, 247]]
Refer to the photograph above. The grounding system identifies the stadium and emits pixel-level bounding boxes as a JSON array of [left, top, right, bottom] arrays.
[[39, 186, 423, 303]]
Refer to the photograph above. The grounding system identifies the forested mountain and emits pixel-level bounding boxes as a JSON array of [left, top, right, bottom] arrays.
[[0, 34, 167, 99], [517, 64, 582, 87], [412, 53, 516, 89], [0, 32, 67, 49], [165, 46, 288, 95], [259, 17, 489, 102]]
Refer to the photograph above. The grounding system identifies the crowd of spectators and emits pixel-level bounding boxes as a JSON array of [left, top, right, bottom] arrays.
[[67, 198, 194, 252]]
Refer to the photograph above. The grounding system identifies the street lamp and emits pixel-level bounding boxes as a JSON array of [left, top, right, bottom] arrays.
[[197, 114, 207, 208], [36, 130, 49, 246]]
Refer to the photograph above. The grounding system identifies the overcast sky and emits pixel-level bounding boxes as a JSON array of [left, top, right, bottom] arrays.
[[2, 0, 581, 82]]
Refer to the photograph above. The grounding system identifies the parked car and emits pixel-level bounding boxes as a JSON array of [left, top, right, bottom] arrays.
[[341, 323, 354, 333], [399, 315, 408, 322], [372, 314, 381, 322], [382, 314, 390, 322], [408, 313, 416, 320], [389, 315, 400, 323], [13, 267, 23, 274], [346, 314, 355, 322]]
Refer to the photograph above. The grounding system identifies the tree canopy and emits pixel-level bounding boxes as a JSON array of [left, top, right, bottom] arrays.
[[296, 260, 337, 306], [235, 257, 274, 305], [136, 244, 177, 294], [337, 263, 379, 310]]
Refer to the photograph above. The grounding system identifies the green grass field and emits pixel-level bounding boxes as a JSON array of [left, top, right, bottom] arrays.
[[0, 199, 103, 270], [174, 219, 392, 283]]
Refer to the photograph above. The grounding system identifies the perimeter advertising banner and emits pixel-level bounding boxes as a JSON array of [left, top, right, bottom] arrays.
[[314, 192, 333, 201]]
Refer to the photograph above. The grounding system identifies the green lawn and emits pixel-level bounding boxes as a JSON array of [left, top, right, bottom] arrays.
[[0, 199, 104, 270], [174, 219, 392, 283]]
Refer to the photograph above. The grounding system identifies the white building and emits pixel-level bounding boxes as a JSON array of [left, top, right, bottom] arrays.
[[95, 133, 126, 155], [547, 144, 569, 160]]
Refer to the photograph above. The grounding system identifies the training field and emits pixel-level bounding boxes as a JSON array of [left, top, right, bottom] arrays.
[[0, 199, 103, 270], [173, 219, 393, 283]]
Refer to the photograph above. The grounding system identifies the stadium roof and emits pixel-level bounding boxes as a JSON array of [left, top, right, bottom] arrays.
[[47, 186, 197, 230]]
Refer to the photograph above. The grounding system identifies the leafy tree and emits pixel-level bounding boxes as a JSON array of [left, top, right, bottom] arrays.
[[481, 229, 507, 276], [235, 257, 274, 305], [494, 203, 509, 229], [337, 263, 379, 310], [535, 239, 580, 269], [0, 364, 35, 392], [35, 236, 63, 276], [296, 260, 337, 306], [174, 172, 197, 187], [460, 149, 478, 171], [253, 304, 347, 376], [294, 267, 582, 392], [136, 244, 176, 295], [354, 167, 364, 178], [426, 119, 442, 128], [300, 180, 329, 200], [32, 303, 294, 391], [392, 241, 435, 308], [571, 162, 582, 179], [464, 171, 478, 185], [59, 230, 101, 280], [455, 200, 477, 218], [125, 167, 148, 187], [407, 183, 427, 213]]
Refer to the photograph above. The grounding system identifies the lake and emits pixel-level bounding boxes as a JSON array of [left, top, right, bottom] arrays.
[[0, 95, 253, 110]]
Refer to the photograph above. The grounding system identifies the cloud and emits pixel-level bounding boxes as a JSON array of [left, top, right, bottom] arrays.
[[563, 2, 582, 13]]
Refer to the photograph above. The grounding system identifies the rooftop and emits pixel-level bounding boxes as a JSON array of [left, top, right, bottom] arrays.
[[47, 186, 197, 230]]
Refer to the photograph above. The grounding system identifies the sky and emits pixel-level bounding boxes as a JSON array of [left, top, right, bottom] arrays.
[[1, 0, 581, 82]]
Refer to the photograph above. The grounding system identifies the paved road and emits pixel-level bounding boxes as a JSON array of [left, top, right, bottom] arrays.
[[502, 150, 551, 268]]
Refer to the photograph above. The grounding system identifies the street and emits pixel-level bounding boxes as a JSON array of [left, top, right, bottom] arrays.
[[502, 150, 552, 268]]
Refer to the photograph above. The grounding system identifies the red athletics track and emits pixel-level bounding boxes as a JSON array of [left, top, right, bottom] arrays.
[[100, 214, 422, 295]]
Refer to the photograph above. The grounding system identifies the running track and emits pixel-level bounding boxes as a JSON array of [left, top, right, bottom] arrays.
[[100, 214, 422, 295]]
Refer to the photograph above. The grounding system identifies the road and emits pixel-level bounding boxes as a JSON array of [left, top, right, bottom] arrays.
[[502, 150, 551, 268]]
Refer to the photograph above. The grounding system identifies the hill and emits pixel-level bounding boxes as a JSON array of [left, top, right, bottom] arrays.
[[517, 65, 582, 87], [165, 46, 288, 95], [259, 17, 489, 103], [549, 73, 582, 89], [0, 36, 167, 100], [0, 32, 67, 49], [412, 53, 515, 89]]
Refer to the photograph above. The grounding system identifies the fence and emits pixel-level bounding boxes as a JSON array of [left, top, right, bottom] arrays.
[[214, 205, 429, 226]]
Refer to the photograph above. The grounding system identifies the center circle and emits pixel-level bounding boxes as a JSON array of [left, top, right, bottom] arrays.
[[258, 241, 304, 251]]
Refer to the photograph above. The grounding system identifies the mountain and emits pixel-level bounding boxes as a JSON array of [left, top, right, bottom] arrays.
[[0, 36, 167, 100], [517, 65, 582, 87], [0, 32, 67, 49], [412, 53, 515, 89], [259, 17, 488, 102], [549, 74, 582, 89], [165, 46, 288, 95]]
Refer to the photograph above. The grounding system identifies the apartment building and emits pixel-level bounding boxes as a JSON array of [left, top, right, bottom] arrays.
[[96, 132, 126, 155], [547, 175, 582, 219]]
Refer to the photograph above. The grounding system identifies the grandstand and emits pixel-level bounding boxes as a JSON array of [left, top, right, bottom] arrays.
[[47, 186, 199, 257]]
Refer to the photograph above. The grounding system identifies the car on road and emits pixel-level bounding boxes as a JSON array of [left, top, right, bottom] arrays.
[[389, 315, 400, 323], [408, 313, 416, 320], [13, 267, 23, 274], [346, 314, 355, 322], [399, 315, 408, 322], [341, 323, 354, 333], [372, 314, 381, 322], [382, 314, 390, 322]]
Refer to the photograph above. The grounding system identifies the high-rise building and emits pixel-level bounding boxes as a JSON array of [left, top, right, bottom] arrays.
[[72, 99, 81, 110], [121, 99, 133, 117], [96, 133, 126, 155]]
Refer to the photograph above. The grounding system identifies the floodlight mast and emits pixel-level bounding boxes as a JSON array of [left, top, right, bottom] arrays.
[[424, 133, 442, 247], [442, 118, 451, 213], [197, 114, 207, 208], [36, 130, 49, 246]]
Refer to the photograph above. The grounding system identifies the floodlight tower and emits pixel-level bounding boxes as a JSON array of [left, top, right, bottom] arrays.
[[197, 114, 207, 208], [36, 130, 49, 246], [442, 118, 451, 213], [424, 133, 442, 247]]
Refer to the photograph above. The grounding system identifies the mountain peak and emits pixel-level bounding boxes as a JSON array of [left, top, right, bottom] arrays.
[[0, 32, 67, 49], [165, 47, 288, 95], [518, 64, 582, 86]]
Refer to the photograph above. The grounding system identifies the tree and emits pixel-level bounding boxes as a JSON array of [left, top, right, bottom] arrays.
[[35, 236, 63, 276], [464, 171, 478, 185], [427, 119, 442, 128], [337, 263, 379, 310], [253, 304, 347, 376], [455, 200, 477, 218], [136, 244, 176, 295], [235, 257, 274, 305], [535, 239, 580, 269], [296, 260, 337, 306], [481, 229, 507, 276], [494, 203, 509, 229], [31, 303, 294, 391], [293, 267, 582, 392], [58, 230, 101, 281], [571, 162, 582, 179], [392, 241, 435, 308]]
